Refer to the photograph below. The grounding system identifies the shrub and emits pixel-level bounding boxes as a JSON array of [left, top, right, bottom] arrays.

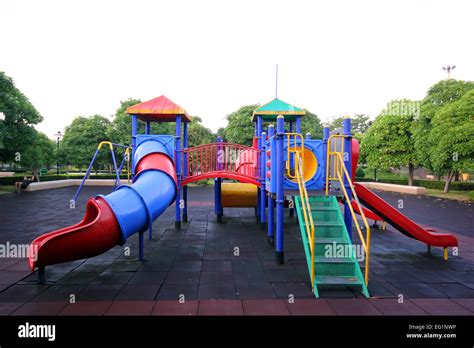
[[355, 168, 365, 178], [469, 191, 474, 201]]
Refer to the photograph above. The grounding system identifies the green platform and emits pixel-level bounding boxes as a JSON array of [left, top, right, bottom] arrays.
[[294, 195, 369, 298]]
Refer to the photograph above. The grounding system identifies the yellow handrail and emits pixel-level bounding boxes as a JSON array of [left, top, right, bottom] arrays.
[[294, 151, 315, 291], [286, 133, 304, 179], [286, 133, 316, 292], [325, 135, 371, 285]]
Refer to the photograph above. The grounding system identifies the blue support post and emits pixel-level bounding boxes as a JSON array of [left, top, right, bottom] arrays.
[[131, 115, 138, 181], [289, 122, 299, 217], [260, 131, 267, 225], [175, 116, 182, 230], [323, 126, 330, 192], [267, 125, 275, 246], [182, 122, 189, 223], [145, 121, 151, 135], [139, 232, 144, 260], [275, 115, 285, 264], [296, 116, 301, 134], [342, 117, 353, 240], [215, 136, 223, 222]]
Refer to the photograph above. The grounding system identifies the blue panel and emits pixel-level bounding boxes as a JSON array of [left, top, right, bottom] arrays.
[[283, 139, 325, 191], [134, 135, 174, 165]]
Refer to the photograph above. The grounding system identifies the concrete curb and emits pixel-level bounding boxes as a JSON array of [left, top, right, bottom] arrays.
[[358, 181, 426, 195], [24, 179, 126, 192]]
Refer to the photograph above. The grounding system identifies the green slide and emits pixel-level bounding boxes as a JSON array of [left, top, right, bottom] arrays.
[[294, 195, 369, 298]]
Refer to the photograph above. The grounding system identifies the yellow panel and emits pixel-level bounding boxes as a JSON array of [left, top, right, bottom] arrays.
[[287, 147, 318, 182], [221, 183, 258, 207]]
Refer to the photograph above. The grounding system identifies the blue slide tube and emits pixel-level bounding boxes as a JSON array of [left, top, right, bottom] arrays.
[[100, 138, 177, 243]]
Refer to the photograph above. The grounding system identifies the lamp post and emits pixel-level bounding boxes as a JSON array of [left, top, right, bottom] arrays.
[[0, 112, 5, 150], [54, 131, 62, 175], [442, 65, 456, 80]]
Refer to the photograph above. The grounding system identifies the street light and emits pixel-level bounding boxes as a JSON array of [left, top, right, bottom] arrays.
[[54, 131, 62, 175], [0, 112, 5, 150], [442, 65, 456, 80]]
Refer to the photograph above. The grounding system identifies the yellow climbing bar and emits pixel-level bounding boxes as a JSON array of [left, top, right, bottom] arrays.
[[325, 134, 372, 285]]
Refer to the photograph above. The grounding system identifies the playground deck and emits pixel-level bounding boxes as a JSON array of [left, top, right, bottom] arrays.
[[0, 186, 473, 315]]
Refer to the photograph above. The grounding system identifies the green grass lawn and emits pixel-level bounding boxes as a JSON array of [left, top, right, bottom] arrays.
[[425, 189, 470, 202], [0, 185, 17, 194]]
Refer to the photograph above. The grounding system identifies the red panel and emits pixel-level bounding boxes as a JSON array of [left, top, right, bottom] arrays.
[[354, 183, 458, 247], [126, 95, 192, 122], [350, 200, 382, 221], [181, 173, 260, 187], [135, 152, 177, 184], [29, 198, 122, 270]]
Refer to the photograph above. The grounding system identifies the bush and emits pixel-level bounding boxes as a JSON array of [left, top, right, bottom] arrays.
[[355, 168, 365, 178], [469, 191, 474, 201], [0, 174, 128, 186]]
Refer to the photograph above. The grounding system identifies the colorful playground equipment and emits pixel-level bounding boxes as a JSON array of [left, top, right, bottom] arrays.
[[28, 95, 458, 298]]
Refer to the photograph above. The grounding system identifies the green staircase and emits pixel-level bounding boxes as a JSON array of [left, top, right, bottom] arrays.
[[294, 195, 369, 298]]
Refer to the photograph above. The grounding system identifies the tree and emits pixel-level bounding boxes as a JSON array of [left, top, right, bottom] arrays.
[[60, 115, 111, 172], [329, 114, 373, 134], [427, 90, 474, 192], [223, 105, 324, 146], [216, 127, 226, 141], [187, 116, 214, 147], [0, 72, 43, 163], [413, 79, 474, 173], [301, 110, 323, 139], [223, 105, 258, 146], [19, 130, 55, 181], [361, 100, 418, 185]]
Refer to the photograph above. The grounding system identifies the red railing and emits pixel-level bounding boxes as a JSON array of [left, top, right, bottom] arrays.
[[181, 142, 260, 186]]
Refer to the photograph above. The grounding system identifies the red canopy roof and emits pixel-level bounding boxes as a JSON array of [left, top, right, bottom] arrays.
[[127, 95, 192, 122]]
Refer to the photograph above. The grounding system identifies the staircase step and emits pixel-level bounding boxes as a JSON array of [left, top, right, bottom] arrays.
[[313, 238, 351, 256], [315, 276, 363, 286], [314, 260, 357, 276], [314, 257, 357, 263], [314, 237, 349, 244], [311, 207, 339, 212]]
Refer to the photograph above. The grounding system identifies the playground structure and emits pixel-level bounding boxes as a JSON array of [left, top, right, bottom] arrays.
[[28, 95, 459, 298]]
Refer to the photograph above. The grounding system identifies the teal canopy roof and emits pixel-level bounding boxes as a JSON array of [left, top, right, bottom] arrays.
[[252, 98, 306, 122]]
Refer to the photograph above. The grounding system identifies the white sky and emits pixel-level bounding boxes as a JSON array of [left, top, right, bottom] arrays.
[[1, 0, 473, 138]]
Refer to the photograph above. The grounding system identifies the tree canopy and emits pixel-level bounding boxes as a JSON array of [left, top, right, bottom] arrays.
[[60, 115, 111, 171], [427, 90, 474, 192], [222, 104, 323, 146], [0, 72, 43, 162], [361, 100, 418, 185], [19, 130, 55, 180], [187, 116, 214, 147], [413, 79, 474, 172], [329, 114, 373, 134], [222, 105, 258, 146], [301, 111, 323, 139]]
